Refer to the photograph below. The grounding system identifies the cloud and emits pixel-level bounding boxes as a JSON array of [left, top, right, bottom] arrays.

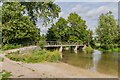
[[40, 27, 49, 35], [55, 0, 119, 2], [86, 5, 118, 21], [72, 4, 89, 13], [37, 2, 118, 35]]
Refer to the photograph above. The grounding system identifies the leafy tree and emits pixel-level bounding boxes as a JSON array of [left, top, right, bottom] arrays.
[[47, 13, 93, 46], [67, 12, 88, 44], [46, 17, 69, 42], [20, 2, 61, 26], [46, 24, 59, 41], [84, 29, 93, 46], [96, 11, 118, 49], [55, 17, 69, 41], [2, 2, 40, 45], [2, 2, 61, 46], [40, 34, 46, 41]]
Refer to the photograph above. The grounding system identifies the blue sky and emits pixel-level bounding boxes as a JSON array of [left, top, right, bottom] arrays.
[[38, 2, 118, 35]]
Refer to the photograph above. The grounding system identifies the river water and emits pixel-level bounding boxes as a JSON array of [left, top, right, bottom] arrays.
[[62, 50, 118, 76]]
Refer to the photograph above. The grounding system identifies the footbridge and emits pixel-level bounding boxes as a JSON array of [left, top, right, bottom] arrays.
[[40, 41, 86, 53]]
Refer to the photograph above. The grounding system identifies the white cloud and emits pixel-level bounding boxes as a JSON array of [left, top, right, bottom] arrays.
[[86, 5, 118, 20], [55, 0, 119, 2], [36, 2, 118, 35], [72, 4, 89, 13], [72, 5, 82, 12], [40, 27, 49, 35]]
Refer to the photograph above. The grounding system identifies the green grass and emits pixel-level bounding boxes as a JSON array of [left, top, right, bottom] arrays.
[[0, 57, 4, 62], [17, 75, 24, 77], [85, 47, 93, 52], [98, 48, 120, 52], [0, 70, 12, 80], [2, 44, 22, 50], [5, 49, 61, 63]]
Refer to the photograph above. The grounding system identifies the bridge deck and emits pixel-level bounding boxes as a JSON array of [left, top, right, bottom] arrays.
[[44, 45, 84, 47]]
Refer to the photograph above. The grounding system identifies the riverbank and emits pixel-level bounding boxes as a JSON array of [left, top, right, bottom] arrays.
[[1, 53, 117, 78], [85, 46, 120, 52]]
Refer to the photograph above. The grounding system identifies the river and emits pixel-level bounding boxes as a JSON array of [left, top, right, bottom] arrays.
[[62, 49, 118, 76]]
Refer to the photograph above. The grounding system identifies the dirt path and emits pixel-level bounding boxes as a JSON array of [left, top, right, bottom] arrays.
[[3, 46, 41, 54], [1, 53, 117, 78]]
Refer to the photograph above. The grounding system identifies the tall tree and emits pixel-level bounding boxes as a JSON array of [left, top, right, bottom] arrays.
[[84, 29, 93, 46], [46, 24, 59, 41], [2, 2, 40, 44], [2, 2, 61, 45], [67, 12, 88, 44], [20, 2, 61, 26], [46, 17, 69, 42], [96, 11, 118, 49]]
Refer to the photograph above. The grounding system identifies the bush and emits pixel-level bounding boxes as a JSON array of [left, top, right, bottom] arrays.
[[5, 49, 61, 63], [85, 47, 92, 52], [2, 44, 21, 50], [0, 70, 12, 79], [37, 42, 45, 49]]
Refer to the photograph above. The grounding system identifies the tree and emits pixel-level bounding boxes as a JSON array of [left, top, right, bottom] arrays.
[[55, 17, 69, 41], [40, 34, 46, 41], [2, 2, 61, 45], [84, 29, 93, 46], [67, 12, 88, 44], [2, 2, 40, 45], [46, 17, 69, 42], [46, 13, 93, 46], [46, 24, 59, 41], [96, 11, 118, 49], [20, 2, 61, 26]]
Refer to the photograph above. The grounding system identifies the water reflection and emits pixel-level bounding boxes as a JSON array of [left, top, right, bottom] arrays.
[[91, 50, 101, 72], [62, 50, 118, 76]]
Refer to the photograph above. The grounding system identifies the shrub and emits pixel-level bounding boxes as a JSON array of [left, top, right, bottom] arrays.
[[5, 49, 61, 63], [1, 70, 12, 79], [2, 44, 21, 50], [85, 47, 92, 52], [37, 42, 45, 49]]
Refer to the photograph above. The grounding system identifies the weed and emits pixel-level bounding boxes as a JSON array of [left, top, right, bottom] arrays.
[[0, 57, 4, 62], [17, 75, 24, 77], [5, 49, 61, 63], [85, 47, 92, 52], [0, 70, 12, 80]]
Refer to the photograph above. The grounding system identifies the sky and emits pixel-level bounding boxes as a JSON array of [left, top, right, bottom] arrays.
[[37, 1, 118, 35]]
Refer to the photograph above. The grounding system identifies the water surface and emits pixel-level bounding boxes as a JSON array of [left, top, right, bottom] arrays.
[[62, 50, 118, 76]]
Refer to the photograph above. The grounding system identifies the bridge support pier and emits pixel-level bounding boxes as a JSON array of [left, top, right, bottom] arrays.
[[74, 46, 77, 54], [70, 46, 78, 53], [82, 45, 86, 50], [59, 46, 63, 52]]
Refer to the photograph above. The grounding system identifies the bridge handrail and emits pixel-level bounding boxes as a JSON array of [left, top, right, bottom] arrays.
[[39, 41, 83, 45]]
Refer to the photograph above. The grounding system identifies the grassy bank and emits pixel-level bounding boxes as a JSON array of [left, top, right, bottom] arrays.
[[0, 70, 12, 80], [85, 46, 120, 52], [85, 47, 93, 52], [98, 48, 120, 52], [5, 49, 61, 63], [2, 44, 23, 51]]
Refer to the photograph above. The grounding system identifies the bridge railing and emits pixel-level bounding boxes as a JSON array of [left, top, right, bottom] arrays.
[[39, 41, 83, 45]]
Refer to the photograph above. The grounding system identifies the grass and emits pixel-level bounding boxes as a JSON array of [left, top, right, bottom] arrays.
[[85, 46, 93, 52], [2, 44, 22, 50], [98, 48, 120, 52], [0, 57, 4, 62], [28, 68, 35, 72], [0, 70, 12, 80], [17, 75, 24, 77], [5, 49, 61, 63]]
